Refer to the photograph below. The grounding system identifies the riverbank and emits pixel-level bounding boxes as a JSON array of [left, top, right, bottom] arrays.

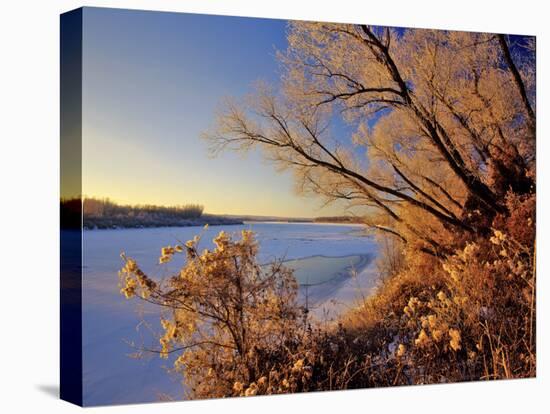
[[83, 214, 243, 230], [83, 217, 367, 230], [291, 253, 378, 321]]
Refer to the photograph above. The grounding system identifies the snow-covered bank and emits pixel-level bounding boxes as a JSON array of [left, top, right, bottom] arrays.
[[310, 253, 380, 321]]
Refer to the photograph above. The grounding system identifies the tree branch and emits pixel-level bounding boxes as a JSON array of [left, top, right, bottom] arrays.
[[497, 34, 535, 131]]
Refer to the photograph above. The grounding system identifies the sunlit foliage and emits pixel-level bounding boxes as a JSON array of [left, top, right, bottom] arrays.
[[119, 23, 535, 399], [120, 229, 311, 398], [204, 24, 535, 257]]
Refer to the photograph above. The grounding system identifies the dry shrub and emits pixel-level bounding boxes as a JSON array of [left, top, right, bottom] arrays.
[[376, 234, 406, 282], [340, 191, 535, 385], [118, 195, 535, 398], [119, 229, 310, 399]]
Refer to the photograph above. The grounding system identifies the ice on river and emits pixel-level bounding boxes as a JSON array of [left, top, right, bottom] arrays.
[[80, 222, 378, 406]]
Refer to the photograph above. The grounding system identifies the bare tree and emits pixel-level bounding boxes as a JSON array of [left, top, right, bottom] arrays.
[[204, 24, 535, 256]]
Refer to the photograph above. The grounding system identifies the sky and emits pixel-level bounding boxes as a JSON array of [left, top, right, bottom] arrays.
[[81, 7, 348, 218]]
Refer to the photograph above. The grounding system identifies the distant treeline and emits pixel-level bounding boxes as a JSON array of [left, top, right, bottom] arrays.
[[60, 197, 241, 229], [83, 197, 204, 220], [313, 216, 364, 224]]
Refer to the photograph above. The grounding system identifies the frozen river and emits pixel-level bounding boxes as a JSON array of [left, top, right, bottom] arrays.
[[81, 222, 378, 405]]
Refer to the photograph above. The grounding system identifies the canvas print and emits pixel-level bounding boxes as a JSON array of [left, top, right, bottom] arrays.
[[60, 7, 536, 406]]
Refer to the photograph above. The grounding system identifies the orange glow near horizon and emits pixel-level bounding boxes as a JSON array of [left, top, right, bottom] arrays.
[[81, 9, 349, 219], [82, 127, 346, 219]]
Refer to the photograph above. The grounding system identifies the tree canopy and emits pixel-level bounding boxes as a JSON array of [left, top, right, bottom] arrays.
[[205, 24, 535, 256]]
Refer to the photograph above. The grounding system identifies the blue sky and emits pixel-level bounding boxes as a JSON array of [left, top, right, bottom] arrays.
[[81, 7, 348, 218]]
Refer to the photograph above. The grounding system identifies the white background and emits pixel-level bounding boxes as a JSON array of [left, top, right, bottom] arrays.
[[0, 0, 548, 412]]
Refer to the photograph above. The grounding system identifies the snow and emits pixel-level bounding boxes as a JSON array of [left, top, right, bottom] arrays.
[[81, 222, 379, 405]]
